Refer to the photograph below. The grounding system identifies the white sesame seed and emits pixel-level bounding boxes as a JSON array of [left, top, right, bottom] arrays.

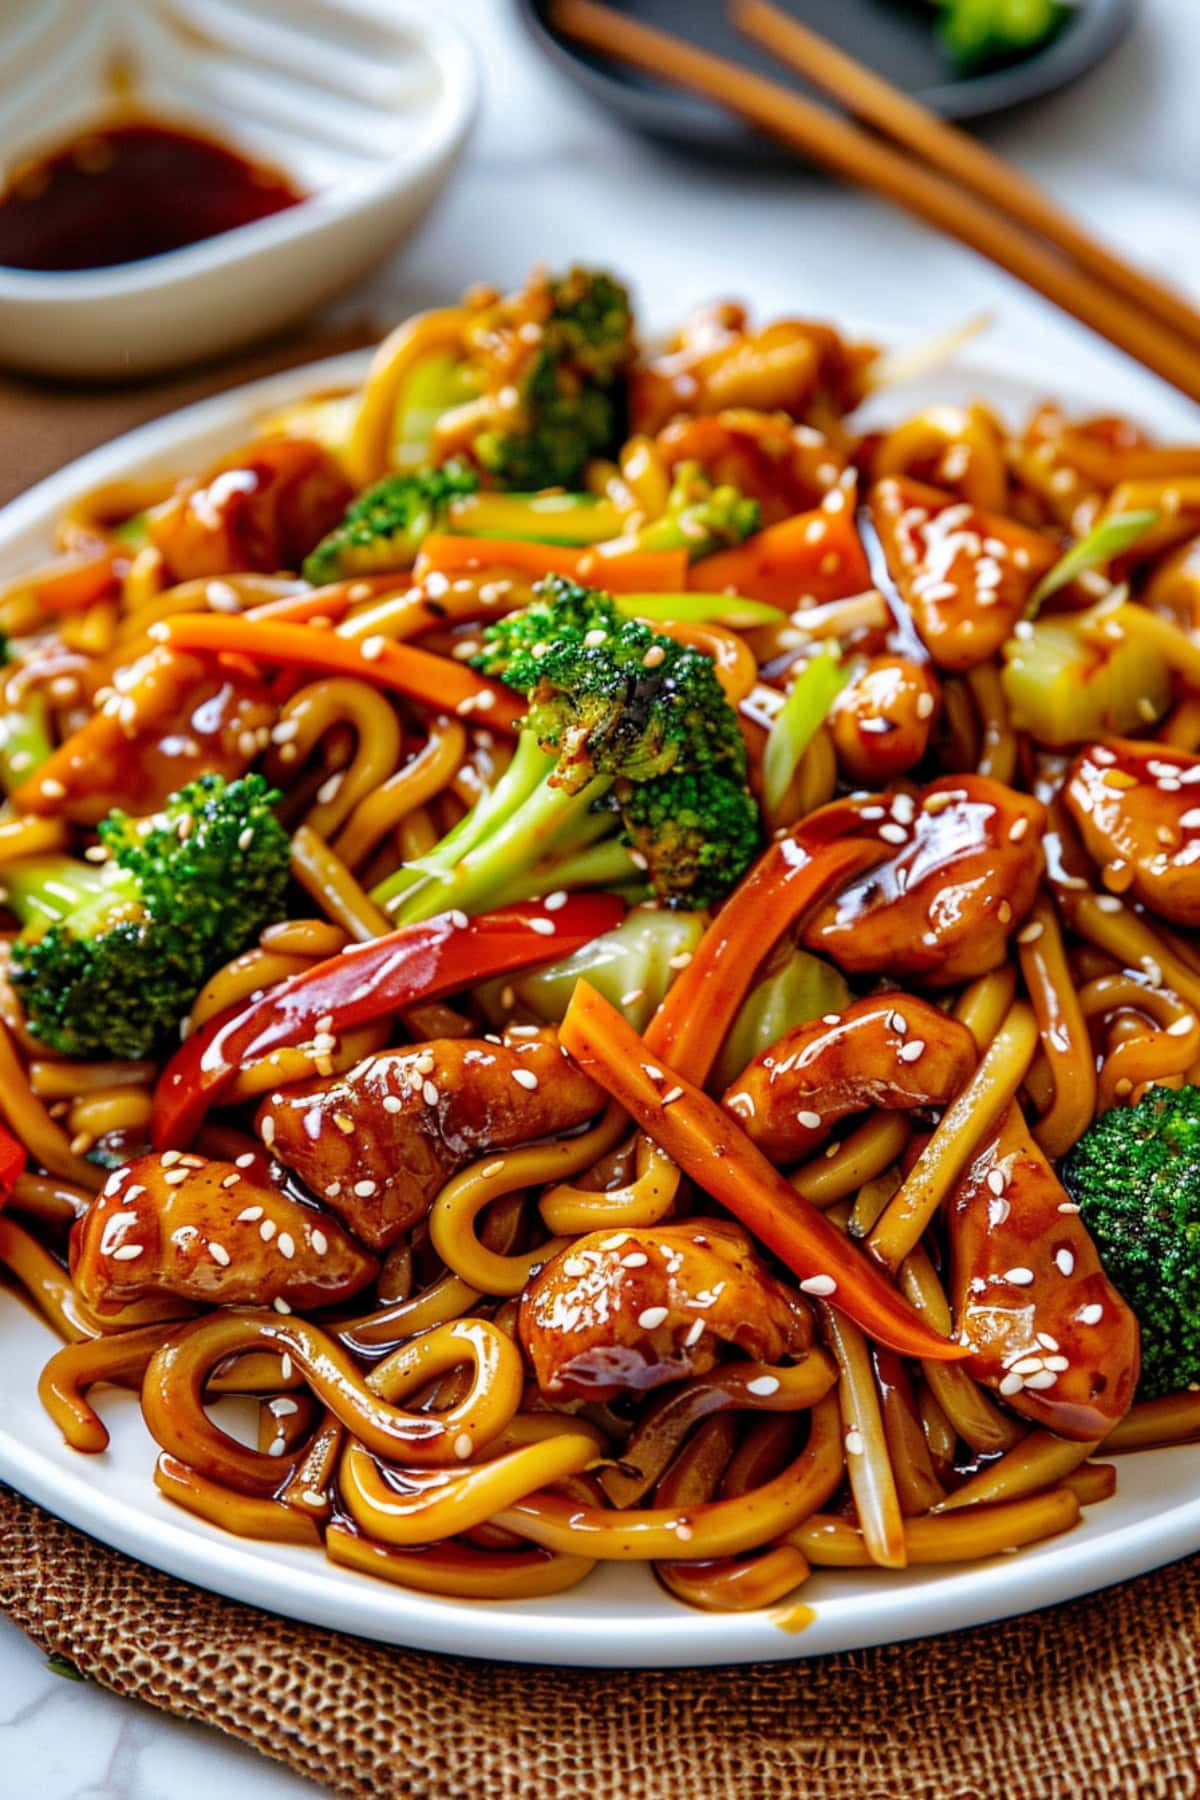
[[1003, 1267, 1035, 1286], [236, 1152, 256, 1168], [277, 1232, 295, 1260], [260, 1116, 275, 1147], [527, 917, 556, 936], [797, 1109, 823, 1130], [878, 822, 908, 845], [620, 988, 645, 1007], [897, 1039, 926, 1063], [642, 644, 666, 669], [421, 1079, 440, 1106], [163, 1168, 189, 1186], [354, 1180, 377, 1197], [273, 1296, 292, 1314], [1017, 921, 1044, 944], [684, 1318, 706, 1347], [844, 1429, 865, 1455], [999, 1372, 1025, 1397], [660, 1085, 684, 1105], [111, 1244, 144, 1262], [638, 1306, 670, 1330], [454, 1432, 473, 1460], [747, 1375, 781, 1397], [1078, 1302, 1104, 1325], [889, 1010, 908, 1035], [800, 1274, 838, 1296], [1093, 895, 1122, 914], [620, 1251, 649, 1269], [1024, 1370, 1058, 1390], [1055, 1247, 1076, 1277], [237, 826, 255, 853], [236, 1205, 263, 1222], [260, 1220, 277, 1242], [209, 1242, 231, 1267], [1036, 1332, 1059, 1351], [161, 1149, 183, 1168], [360, 635, 387, 661], [512, 1068, 539, 1090], [986, 1169, 1008, 1197], [311, 1229, 328, 1256], [1044, 1355, 1071, 1372]]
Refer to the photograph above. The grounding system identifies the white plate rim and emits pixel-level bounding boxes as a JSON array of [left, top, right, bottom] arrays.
[[0, 338, 1196, 1669]]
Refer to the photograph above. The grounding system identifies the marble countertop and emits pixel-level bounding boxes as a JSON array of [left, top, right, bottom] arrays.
[[3, 0, 1198, 1793]]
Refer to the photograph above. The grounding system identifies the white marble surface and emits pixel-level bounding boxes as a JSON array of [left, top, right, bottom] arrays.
[[2, 0, 1198, 1793]]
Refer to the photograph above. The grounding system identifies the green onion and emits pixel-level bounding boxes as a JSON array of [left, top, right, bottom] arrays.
[[614, 593, 785, 628], [111, 510, 149, 547], [1028, 509, 1159, 617], [763, 646, 849, 816]]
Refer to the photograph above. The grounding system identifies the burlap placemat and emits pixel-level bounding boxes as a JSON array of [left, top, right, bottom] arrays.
[[3, 336, 1199, 1800], [1, 1485, 1197, 1799]]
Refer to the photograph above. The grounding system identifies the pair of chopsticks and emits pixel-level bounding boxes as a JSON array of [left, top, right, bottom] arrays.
[[552, 0, 1200, 406]]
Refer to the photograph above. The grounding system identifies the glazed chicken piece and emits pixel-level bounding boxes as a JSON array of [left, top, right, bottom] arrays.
[[723, 995, 975, 1162], [1065, 739, 1200, 926], [830, 654, 941, 783], [947, 1104, 1139, 1441], [653, 410, 850, 524], [148, 439, 352, 582], [13, 645, 276, 824], [71, 1153, 377, 1315], [519, 1222, 811, 1401], [871, 475, 1057, 671], [631, 301, 870, 436], [803, 775, 1045, 986], [258, 1028, 603, 1251]]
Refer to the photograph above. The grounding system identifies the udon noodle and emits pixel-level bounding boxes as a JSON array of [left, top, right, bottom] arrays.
[[2, 265, 1199, 1619]]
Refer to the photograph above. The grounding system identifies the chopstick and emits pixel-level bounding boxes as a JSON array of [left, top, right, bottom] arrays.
[[734, 0, 1200, 353], [551, 0, 1200, 406]]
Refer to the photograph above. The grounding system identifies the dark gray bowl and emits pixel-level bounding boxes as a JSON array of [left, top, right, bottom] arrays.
[[517, 0, 1135, 155]]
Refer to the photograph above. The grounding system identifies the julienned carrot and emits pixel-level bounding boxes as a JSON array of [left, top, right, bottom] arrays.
[[688, 503, 871, 607], [153, 614, 525, 732], [245, 573, 421, 625], [414, 533, 690, 594], [7, 549, 120, 616], [645, 820, 887, 1084], [560, 981, 967, 1364]]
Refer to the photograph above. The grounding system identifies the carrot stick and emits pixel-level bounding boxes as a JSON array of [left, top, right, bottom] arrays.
[[688, 505, 871, 607], [3, 550, 120, 617], [560, 981, 968, 1363], [152, 614, 524, 732], [414, 533, 689, 594]]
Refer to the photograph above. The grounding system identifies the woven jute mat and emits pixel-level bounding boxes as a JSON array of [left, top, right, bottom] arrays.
[[3, 337, 1199, 1800], [1, 1486, 1198, 1799]]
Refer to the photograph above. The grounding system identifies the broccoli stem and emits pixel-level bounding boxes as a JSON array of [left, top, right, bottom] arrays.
[[484, 836, 642, 908], [447, 490, 625, 547], [3, 856, 127, 936], [0, 687, 53, 795]]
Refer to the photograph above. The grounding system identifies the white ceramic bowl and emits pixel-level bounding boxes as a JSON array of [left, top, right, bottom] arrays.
[[0, 336, 1198, 1667], [0, 0, 476, 378]]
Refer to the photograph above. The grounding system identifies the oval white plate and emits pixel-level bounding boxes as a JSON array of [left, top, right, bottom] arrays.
[[0, 343, 1196, 1667]]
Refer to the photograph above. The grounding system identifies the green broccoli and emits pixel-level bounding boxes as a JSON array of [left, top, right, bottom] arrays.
[[6, 773, 291, 1060], [302, 460, 480, 586], [0, 648, 52, 796], [933, 0, 1065, 68], [371, 576, 760, 921], [1062, 1085, 1200, 1399], [635, 461, 760, 561]]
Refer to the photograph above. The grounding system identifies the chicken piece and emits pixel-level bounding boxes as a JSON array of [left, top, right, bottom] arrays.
[[148, 439, 352, 582], [1065, 739, 1200, 926], [654, 410, 849, 524], [804, 775, 1045, 986], [13, 645, 276, 824], [631, 301, 870, 436], [71, 1153, 377, 1315], [723, 995, 975, 1163], [830, 653, 940, 784], [258, 1028, 603, 1251], [519, 1222, 811, 1401], [871, 475, 1057, 671], [947, 1104, 1139, 1441]]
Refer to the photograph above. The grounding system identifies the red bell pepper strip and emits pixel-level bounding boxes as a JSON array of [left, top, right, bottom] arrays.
[[151, 614, 525, 733], [560, 980, 967, 1364], [0, 1119, 26, 1209], [152, 896, 624, 1149], [645, 814, 887, 1085]]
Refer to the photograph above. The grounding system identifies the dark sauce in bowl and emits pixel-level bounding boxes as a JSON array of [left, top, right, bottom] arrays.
[[0, 117, 305, 272]]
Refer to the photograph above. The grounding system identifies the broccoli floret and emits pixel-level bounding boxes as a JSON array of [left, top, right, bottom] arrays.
[[303, 460, 479, 586], [7, 773, 290, 1060], [635, 462, 760, 561], [1062, 1085, 1200, 1398], [934, 0, 1065, 68], [465, 268, 635, 492], [372, 576, 760, 920]]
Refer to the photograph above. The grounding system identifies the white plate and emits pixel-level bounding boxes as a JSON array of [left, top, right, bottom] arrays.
[[0, 342, 1196, 1667]]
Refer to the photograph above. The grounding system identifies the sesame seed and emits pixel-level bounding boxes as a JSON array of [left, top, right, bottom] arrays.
[[422, 1079, 440, 1106], [563, 1257, 588, 1277], [998, 1372, 1026, 1397], [360, 635, 387, 661], [1010, 1356, 1045, 1376], [684, 1319, 706, 1347], [747, 1375, 781, 1397], [354, 1180, 377, 1197], [527, 917, 556, 936], [1024, 1370, 1058, 1390], [621, 988, 645, 1007], [236, 1206, 264, 1223], [844, 1428, 866, 1455], [209, 1242, 231, 1267], [236, 1153, 256, 1168], [454, 1432, 473, 1460], [334, 1111, 355, 1133], [916, 691, 935, 720], [797, 1109, 823, 1130], [1167, 1014, 1196, 1037], [260, 1220, 277, 1242], [583, 628, 607, 649], [642, 645, 666, 669], [512, 1068, 539, 1090], [1093, 895, 1122, 914], [161, 1150, 183, 1167], [269, 1398, 298, 1417], [280, 1354, 294, 1379], [40, 777, 66, 799], [668, 950, 693, 970], [163, 1168, 189, 1186], [986, 1169, 1008, 1196], [1017, 920, 1044, 944], [878, 822, 908, 845], [997, 901, 1013, 924], [889, 1011, 908, 1035], [620, 1251, 649, 1268], [311, 1229, 328, 1256], [267, 1440, 286, 1457], [111, 1244, 144, 1261], [800, 1274, 837, 1296], [277, 1232, 295, 1260], [260, 1116, 275, 1147], [1078, 1302, 1104, 1325], [897, 1039, 926, 1063], [660, 1085, 684, 1105], [238, 826, 255, 852], [273, 1297, 292, 1314], [637, 1306, 669, 1330], [1003, 1266, 1035, 1286]]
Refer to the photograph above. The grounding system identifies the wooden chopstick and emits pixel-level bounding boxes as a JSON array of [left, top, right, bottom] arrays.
[[551, 0, 1200, 407], [734, 0, 1200, 353]]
